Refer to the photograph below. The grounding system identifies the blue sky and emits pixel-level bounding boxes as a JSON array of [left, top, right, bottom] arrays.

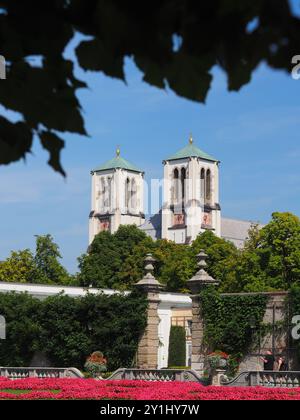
[[1, 10, 300, 273]]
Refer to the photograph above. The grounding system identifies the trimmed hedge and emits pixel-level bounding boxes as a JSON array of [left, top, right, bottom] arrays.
[[0, 290, 147, 371], [168, 326, 186, 367]]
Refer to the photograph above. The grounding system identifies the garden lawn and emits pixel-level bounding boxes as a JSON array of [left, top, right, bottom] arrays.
[[0, 378, 300, 400]]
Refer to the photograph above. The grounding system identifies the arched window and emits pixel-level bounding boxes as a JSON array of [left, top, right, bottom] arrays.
[[206, 169, 211, 204], [200, 168, 205, 203], [173, 168, 179, 204], [125, 177, 131, 211], [181, 168, 186, 202], [131, 178, 137, 211]]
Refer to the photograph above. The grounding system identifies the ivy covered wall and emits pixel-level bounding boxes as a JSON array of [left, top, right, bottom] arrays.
[[201, 288, 268, 372]]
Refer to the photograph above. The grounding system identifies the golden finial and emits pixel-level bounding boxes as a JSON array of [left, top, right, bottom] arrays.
[[189, 133, 193, 145], [116, 146, 120, 157]]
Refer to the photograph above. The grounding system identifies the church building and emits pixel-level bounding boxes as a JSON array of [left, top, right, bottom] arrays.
[[89, 137, 256, 247]]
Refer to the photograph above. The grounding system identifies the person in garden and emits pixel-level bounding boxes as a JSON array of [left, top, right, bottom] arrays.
[[262, 350, 275, 371], [277, 356, 288, 372]]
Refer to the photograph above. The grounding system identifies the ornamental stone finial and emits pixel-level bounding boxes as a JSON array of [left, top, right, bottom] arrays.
[[189, 133, 193, 145], [187, 250, 219, 294], [135, 254, 164, 292], [116, 146, 121, 157]]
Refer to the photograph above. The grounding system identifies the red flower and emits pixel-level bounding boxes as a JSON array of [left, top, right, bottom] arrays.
[[208, 351, 230, 360], [0, 377, 299, 400]]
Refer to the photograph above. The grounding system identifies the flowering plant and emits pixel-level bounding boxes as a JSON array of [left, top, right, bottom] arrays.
[[207, 351, 229, 369], [84, 351, 107, 378], [0, 378, 300, 400]]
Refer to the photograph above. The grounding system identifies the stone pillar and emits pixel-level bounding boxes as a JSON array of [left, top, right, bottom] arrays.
[[135, 254, 164, 369], [187, 250, 219, 377], [190, 294, 206, 375]]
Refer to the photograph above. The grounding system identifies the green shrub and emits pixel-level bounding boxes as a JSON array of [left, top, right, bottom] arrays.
[[0, 290, 147, 371], [0, 292, 41, 366], [168, 326, 186, 367]]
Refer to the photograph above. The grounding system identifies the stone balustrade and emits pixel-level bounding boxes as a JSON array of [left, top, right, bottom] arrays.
[[222, 371, 300, 388], [0, 367, 84, 379], [108, 368, 204, 383]]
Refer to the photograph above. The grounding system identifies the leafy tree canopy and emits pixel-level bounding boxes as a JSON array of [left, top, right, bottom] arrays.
[[221, 212, 300, 292], [0, 0, 299, 174], [2, 212, 300, 292], [0, 249, 36, 283], [0, 234, 73, 285], [78, 225, 236, 292], [32, 234, 73, 285], [78, 225, 149, 290]]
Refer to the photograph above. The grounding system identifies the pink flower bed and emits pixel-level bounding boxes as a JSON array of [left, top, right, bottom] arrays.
[[0, 377, 300, 400]]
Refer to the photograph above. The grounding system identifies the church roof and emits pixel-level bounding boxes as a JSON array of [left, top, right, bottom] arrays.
[[165, 137, 218, 163], [93, 149, 143, 173]]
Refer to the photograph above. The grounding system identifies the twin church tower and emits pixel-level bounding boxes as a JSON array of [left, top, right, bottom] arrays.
[[89, 136, 221, 246]]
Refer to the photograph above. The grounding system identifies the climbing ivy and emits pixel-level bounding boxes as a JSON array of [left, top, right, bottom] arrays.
[[201, 288, 268, 370]]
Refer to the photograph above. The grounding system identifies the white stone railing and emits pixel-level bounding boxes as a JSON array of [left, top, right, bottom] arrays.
[[0, 367, 84, 379], [222, 371, 300, 388], [107, 368, 203, 383]]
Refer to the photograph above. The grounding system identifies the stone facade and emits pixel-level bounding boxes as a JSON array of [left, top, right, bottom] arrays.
[[136, 293, 161, 369]]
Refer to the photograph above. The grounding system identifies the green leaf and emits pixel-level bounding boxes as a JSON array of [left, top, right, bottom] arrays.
[[0, 116, 33, 164], [76, 39, 125, 80], [39, 131, 66, 177], [134, 56, 166, 89], [0, 60, 87, 135], [166, 53, 214, 103]]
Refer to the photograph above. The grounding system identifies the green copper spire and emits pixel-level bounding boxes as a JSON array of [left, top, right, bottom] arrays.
[[92, 147, 143, 173], [166, 135, 219, 163]]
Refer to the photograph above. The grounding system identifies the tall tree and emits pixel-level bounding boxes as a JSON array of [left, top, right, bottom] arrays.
[[0, 0, 299, 173], [78, 225, 148, 289], [32, 234, 71, 284], [259, 212, 300, 289], [154, 240, 194, 292], [221, 212, 300, 292], [191, 230, 238, 286]]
